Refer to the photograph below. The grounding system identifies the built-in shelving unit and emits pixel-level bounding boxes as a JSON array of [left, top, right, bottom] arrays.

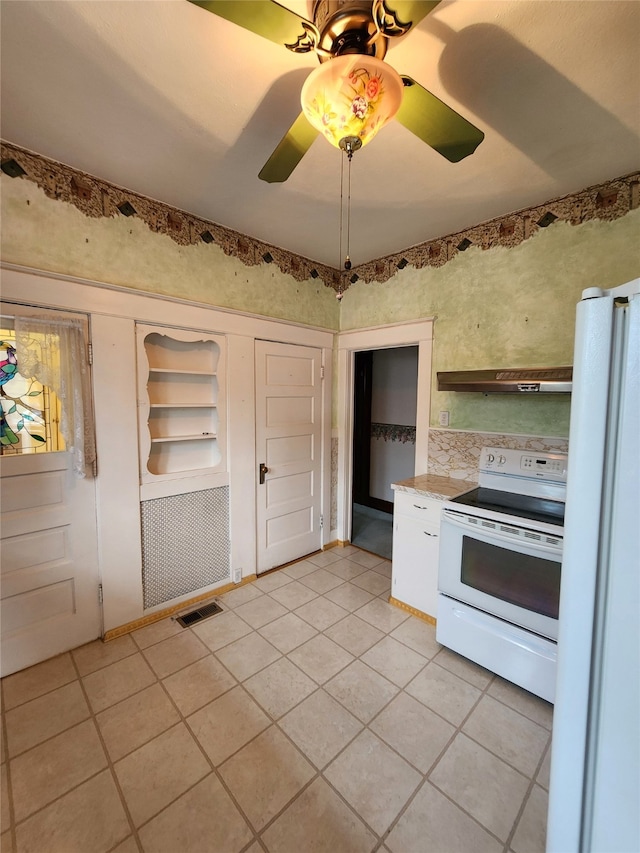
[[136, 325, 227, 498], [136, 324, 230, 609]]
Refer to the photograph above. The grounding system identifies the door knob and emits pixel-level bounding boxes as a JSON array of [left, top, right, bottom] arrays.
[[259, 462, 269, 485]]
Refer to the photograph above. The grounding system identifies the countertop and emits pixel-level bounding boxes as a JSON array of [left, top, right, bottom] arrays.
[[391, 473, 473, 501]]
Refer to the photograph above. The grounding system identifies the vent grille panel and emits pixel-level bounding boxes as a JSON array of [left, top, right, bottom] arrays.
[[141, 486, 230, 609], [176, 600, 223, 627]]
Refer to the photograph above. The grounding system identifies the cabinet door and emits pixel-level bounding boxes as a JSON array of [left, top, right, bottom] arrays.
[[392, 513, 440, 617], [394, 491, 441, 525]]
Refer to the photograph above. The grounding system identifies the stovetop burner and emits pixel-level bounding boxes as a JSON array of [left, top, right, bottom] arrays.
[[450, 486, 565, 527]]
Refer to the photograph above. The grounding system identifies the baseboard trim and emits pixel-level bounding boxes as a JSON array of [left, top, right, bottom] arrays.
[[388, 596, 437, 626], [103, 575, 258, 641], [104, 541, 354, 641]]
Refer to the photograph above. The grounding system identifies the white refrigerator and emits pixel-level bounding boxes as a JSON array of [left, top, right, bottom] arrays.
[[547, 279, 639, 852]]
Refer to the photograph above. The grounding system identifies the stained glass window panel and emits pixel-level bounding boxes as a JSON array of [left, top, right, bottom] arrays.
[[0, 329, 65, 455]]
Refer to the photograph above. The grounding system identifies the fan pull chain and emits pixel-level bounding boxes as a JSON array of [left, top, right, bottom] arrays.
[[339, 150, 345, 271], [338, 136, 360, 272], [344, 147, 352, 271]]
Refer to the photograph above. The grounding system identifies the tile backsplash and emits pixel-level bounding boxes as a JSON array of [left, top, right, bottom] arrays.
[[427, 429, 569, 482]]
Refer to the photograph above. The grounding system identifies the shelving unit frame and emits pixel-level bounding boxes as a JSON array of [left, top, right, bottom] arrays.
[[136, 324, 228, 500]]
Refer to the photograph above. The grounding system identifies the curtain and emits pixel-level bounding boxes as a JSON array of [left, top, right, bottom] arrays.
[[14, 315, 96, 477]]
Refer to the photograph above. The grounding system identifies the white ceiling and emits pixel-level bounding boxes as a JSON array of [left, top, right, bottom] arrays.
[[1, 0, 638, 269]]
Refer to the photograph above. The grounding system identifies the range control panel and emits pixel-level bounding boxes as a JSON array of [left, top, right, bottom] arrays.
[[479, 447, 568, 481], [521, 455, 565, 474]]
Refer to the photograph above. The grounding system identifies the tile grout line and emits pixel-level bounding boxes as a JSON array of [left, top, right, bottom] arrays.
[[184, 548, 514, 849], [185, 596, 536, 848], [3, 556, 364, 841], [259, 549, 538, 848], [205, 575, 403, 848], [175, 672, 269, 849], [71, 648, 143, 853], [184, 598, 391, 851], [234, 589, 424, 848], [368, 657, 507, 850], [165, 607, 385, 850], [501, 733, 554, 853], [130, 621, 267, 848], [110, 625, 263, 848], [1, 550, 551, 852], [420, 671, 510, 848], [426, 666, 549, 852], [5, 653, 142, 851]]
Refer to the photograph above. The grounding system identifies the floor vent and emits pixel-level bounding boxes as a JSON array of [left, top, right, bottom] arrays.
[[176, 601, 223, 628]]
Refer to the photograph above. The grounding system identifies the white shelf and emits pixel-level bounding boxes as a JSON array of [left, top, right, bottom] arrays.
[[151, 434, 216, 443], [148, 367, 215, 376], [149, 403, 215, 409], [136, 324, 227, 486]]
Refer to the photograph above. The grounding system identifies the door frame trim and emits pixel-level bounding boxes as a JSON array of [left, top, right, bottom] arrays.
[[336, 319, 434, 543]]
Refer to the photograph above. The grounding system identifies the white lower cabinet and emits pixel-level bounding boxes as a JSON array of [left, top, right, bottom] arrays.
[[391, 490, 442, 618]]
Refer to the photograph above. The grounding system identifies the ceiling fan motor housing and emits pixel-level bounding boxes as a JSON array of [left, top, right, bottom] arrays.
[[313, 0, 388, 60], [189, 0, 485, 181]]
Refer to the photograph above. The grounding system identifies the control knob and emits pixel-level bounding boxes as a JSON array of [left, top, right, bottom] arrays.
[[498, 455, 506, 465], [487, 453, 495, 463]]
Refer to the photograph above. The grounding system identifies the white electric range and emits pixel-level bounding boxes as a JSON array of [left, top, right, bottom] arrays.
[[436, 446, 567, 702]]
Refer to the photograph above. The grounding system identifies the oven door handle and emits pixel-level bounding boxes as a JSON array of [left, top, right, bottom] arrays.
[[441, 510, 562, 556]]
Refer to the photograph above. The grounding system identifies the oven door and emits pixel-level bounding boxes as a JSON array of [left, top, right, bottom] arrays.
[[438, 508, 562, 640]]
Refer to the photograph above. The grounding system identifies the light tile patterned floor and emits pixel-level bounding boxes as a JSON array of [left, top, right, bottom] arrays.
[[0, 546, 552, 853]]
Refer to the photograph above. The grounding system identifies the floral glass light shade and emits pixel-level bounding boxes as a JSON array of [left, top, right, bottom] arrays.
[[300, 54, 404, 150]]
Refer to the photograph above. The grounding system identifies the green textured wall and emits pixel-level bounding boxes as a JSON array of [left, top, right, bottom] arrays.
[[2, 174, 639, 438], [340, 211, 640, 436], [0, 177, 341, 330]]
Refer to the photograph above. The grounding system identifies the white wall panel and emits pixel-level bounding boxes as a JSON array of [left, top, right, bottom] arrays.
[[91, 313, 143, 630], [2, 266, 334, 632]]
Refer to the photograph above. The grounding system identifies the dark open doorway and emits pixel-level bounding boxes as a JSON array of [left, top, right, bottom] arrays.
[[351, 347, 418, 558]]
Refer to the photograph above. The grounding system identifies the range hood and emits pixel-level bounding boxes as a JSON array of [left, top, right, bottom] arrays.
[[437, 366, 573, 393]]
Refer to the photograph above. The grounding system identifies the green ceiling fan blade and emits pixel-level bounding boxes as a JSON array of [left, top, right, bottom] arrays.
[[259, 112, 319, 183], [187, 1, 316, 51], [380, 1, 441, 33], [395, 76, 484, 162]]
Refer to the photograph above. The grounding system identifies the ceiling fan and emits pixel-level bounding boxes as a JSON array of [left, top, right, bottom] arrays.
[[189, 0, 484, 182]]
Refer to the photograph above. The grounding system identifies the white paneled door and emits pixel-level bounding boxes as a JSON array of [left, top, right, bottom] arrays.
[[0, 308, 101, 676], [255, 340, 323, 574], [0, 453, 102, 677]]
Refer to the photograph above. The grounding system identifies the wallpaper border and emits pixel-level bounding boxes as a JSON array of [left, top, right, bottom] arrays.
[[2, 140, 638, 296], [371, 423, 416, 444]]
